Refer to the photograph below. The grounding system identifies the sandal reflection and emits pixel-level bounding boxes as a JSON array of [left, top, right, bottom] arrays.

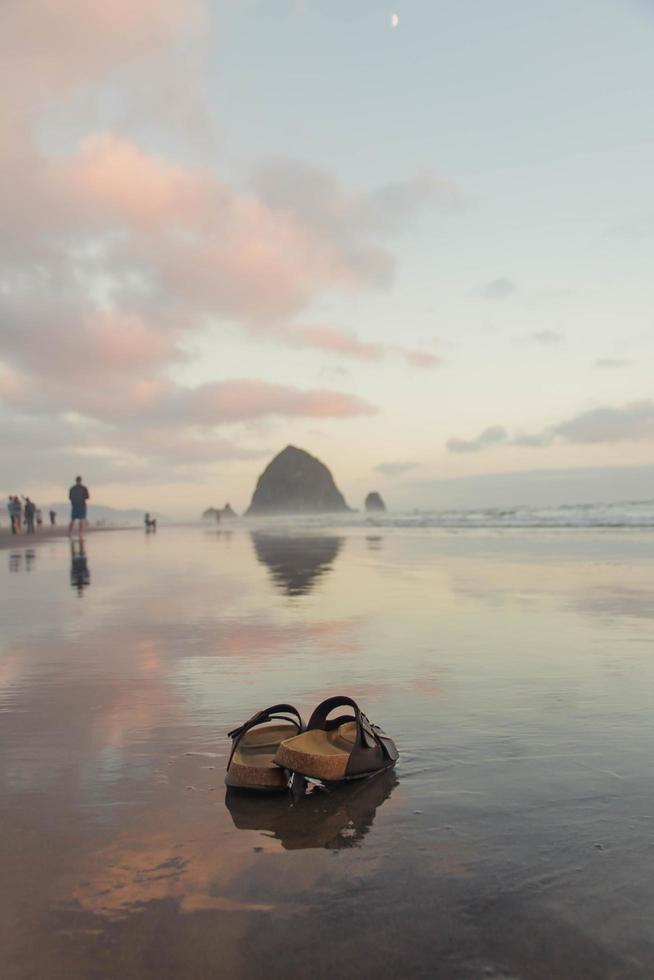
[[225, 768, 398, 850]]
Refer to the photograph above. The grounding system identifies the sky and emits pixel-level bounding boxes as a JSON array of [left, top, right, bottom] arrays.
[[2, 0, 654, 517]]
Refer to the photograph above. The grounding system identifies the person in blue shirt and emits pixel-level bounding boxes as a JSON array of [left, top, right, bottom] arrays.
[[8, 496, 22, 533], [68, 477, 90, 538]]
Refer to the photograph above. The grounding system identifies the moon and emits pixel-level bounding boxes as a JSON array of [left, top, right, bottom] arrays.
[[391, 13, 399, 29]]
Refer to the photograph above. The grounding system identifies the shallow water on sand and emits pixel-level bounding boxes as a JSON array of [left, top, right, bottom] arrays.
[[2, 526, 654, 979]]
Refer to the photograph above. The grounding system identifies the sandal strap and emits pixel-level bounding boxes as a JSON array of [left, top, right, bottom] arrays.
[[308, 696, 383, 751], [226, 703, 303, 769]]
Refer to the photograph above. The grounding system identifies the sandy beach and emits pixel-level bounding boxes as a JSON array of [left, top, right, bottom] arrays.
[[1, 524, 654, 978]]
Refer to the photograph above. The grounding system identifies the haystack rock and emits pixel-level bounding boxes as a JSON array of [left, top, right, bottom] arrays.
[[365, 492, 386, 512], [246, 445, 350, 515]]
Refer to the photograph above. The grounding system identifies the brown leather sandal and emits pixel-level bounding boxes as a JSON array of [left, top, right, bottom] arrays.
[[273, 696, 398, 782], [225, 704, 304, 791]]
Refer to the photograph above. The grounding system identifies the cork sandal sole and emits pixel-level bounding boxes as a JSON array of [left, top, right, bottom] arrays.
[[225, 723, 298, 791], [274, 721, 361, 781]]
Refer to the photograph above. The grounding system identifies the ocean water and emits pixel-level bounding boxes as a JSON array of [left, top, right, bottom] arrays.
[[260, 498, 654, 530], [1, 525, 654, 978]]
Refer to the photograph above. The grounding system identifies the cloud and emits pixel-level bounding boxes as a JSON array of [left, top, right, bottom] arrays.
[[528, 330, 563, 345], [0, 372, 375, 428], [447, 401, 654, 453], [374, 461, 422, 477], [284, 325, 440, 368], [446, 426, 509, 453], [0, 1, 207, 109], [0, 375, 374, 489], [552, 402, 654, 444], [176, 380, 377, 424], [478, 278, 517, 301], [402, 349, 440, 369], [253, 161, 463, 279], [594, 358, 630, 369], [290, 326, 385, 362], [0, 0, 460, 482]]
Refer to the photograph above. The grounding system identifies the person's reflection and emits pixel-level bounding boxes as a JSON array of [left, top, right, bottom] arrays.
[[8, 549, 36, 572], [251, 533, 344, 596], [70, 539, 91, 595], [225, 768, 398, 850]]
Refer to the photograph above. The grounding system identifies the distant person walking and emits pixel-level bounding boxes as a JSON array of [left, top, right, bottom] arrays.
[[49, 510, 57, 526], [7, 496, 17, 534], [68, 476, 90, 538], [24, 497, 36, 534], [9, 496, 22, 534]]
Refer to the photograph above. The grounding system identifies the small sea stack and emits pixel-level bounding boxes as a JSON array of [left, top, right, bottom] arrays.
[[365, 492, 386, 512]]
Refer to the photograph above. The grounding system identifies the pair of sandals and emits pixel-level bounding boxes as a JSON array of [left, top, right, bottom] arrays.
[[225, 696, 399, 791]]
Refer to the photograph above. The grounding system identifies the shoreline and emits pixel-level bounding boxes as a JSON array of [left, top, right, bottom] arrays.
[[0, 524, 137, 551]]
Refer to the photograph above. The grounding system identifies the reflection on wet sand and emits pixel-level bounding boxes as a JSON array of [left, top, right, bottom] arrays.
[[251, 533, 343, 596], [70, 540, 90, 595], [225, 769, 398, 850], [3, 528, 654, 978], [9, 549, 35, 573]]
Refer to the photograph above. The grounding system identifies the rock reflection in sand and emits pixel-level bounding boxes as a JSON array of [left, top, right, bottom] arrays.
[[251, 532, 343, 596]]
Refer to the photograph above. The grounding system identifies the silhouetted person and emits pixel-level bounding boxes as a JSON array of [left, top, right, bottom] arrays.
[[35, 508, 43, 528], [68, 476, 89, 538], [70, 540, 90, 595], [8, 496, 22, 534], [49, 510, 57, 526], [24, 497, 36, 534], [7, 497, 16, 534], [144, 512, 157, 532]]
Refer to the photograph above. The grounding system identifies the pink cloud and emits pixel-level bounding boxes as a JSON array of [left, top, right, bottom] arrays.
[[0, 371, 375, 428], [0, 0, 457, 484], [282, 324, 441, 369], [0, 369, 29, 409], [183, 380, 377, 423], [0, 1, 206, 108], [293, 326, 385, 362], [401, 349, 441, 369]]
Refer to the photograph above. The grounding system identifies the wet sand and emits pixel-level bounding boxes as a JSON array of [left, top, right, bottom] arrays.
[[1, 526, 654, 978], [0, 524, 136, 549]]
